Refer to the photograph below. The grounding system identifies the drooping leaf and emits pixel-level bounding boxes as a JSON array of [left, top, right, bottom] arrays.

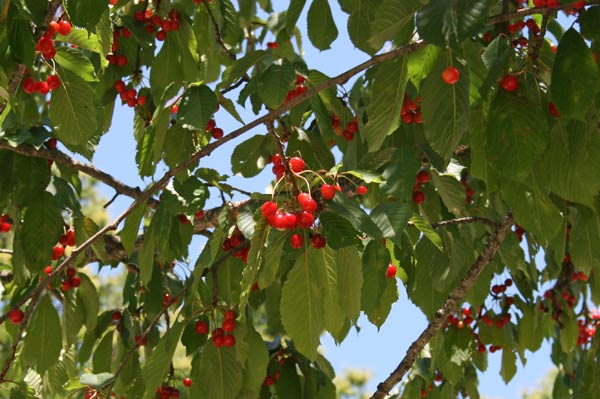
[[191, 344, 243, 399], [142, 322, 184, 399], [347, 0, 380, 54], [230, 134, 277, 177], [307, 0, 338, 50], [551, 29, 600, 120], [177, 85, 218, 132], [64, 0, 107, 29], [369, 0, 422, 50], [22, 295, 62, 374]]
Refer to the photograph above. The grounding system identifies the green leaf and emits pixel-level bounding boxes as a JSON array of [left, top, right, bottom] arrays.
[[163, 125, 196, 169], [55, 28, 103, 54], [369, 0, 422, 50], [22, 295, 62, 373], [280, 247, 327, 360], [421, 55, 470, 160], [231, 134, 277, 177], [79, 373, 115, 389], [220, 50, 270, 89], [307, 0, 338, 50], [150, 18, 199, 96], [139, 229, 155, 287], [580, 6, 600, 41], [539, 120, 600, 208], [49, 72, 100, 148], [239, 217, 269, 310], [569, 207, 600, 276], [8, 18, 35, 66], [409, 214, 443, 251], [347, 0, 380, 54], [64, 0, 107, 29], [21, 191, 64, 272], [142, 322, 184, 399], [120, 200, 147, 256], [485, 91, 548, 180], [429, 171, 466, 216], [54, 46, 97, 82], [319, 210, 362, 249], [257, 230, 288, 288], [335, 246, 363, 323], [237, 325, 269, 398], [286, 0, 307, 33], [177, 85, 217, 132], [416, 0, 491, 47], [551, 29, 600, 119], [93, 331, 113, 373], [328, 194, 382, 239], [257, 60, 296, 109], [363, 55, 408, 152], [191, 345, 243, 399], [370, 202, 412, 246], [77, 273, 99, 331]]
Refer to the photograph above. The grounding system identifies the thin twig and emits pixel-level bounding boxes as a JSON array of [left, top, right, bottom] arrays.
[[266, 120, 301, 196], [487, 0, 599, 25], [369, 212, 514, 399], [529, 10, 550, 63], [204, 2, 236, 60], [0, 249, 12, 255]]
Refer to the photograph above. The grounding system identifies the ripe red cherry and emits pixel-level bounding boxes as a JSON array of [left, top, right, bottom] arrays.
[[223, 334, 236, 347], [222, 319, 235, 332], [310, 234, 326, 249], [0, 222, 10, 232], [441, 66, 460, 84], [261, 201, 279, 219], [47, 75, 60, 90], [156, 30, 167, 41], [205, 118, 216, 131], [386, 264, 397, 279], [211, 127, 224, 139], [58, 20, 72, 36], [212, 335, 224, 348], [272, 164, 286, 179], [8, 309, 24, 324], [22, 77, 37, 94], [61, 280, 72, 292], [223, 309, 236, 321], [548, 102, 560, 118], [183, 378, 192, 387], [44, 265, 53, 275], [416, 169, 430, 184], [195, 320, 209, 334], [271, 154, 282, 165], [289, 156, 305, 173], [112, 311, 122, 321], [412, 191, 425, 204], [71, 276, 81, 287], [65, 229, 76, 246], [321, 184, 336, 200], [52, 244, 65, 260], [37, 81, 50, 95], [48, 21, 60, 35], [297, 211, 315, 228], [499, 75, 519, 92], [356, 185, 368, 195], [290, 233, 303, 249]]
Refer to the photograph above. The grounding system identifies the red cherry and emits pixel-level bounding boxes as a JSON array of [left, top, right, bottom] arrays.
[[441, 66, 460, 84], [412, 191, 425, 204], [223, 309, 236, 321], [137, 95, 147, 106], [8, 309, 24, 324], [321, 184, 336, 200], [264, 376, 274, 386], [269, 211, 287, 230], [52, 245, 65, 260], [416, 170, 430, 184], [44, 265, 53, 275], [65, 229, 76, 246], [290, 233, 303, 249], [112, 311, 122, 321], [47, 75, 60, 90], [205, 118, 216, 131], [271, 154, 282, 165], [289, 156, 305, 173], [61, 280, 72, 292], [310, 234, 326, 249], [272, 164, 286, 179], [195, 210, 204, 219], [222, 319, 235, 332], [548, 102, 560, 118], [223, 334, 236, 347], [48, 21, 60, 36], [297, 211, 315, 228], [212, 335, 224, 348], [37, 81, 50, 95], [266, 41, 278, 49], [195, 320, 209, 334], [211, 127, 224, 139], [283, 213, 297, 229], [178, 214, 190, 224], [0, 222, 11, 232], [171, 104, 179, 114], [356, 185, 368, 195], [499, 75, 519, 92], [71, 276, 81, 287], [183, 378, 192, 387], [386, 263, 397, 279], [58, 20, 72, 36], [261, 201, 279, 219], [66, 267, 76, 278], [116, 54, 128, 67], [23, 77, 37, 94], [156, 30, 167, 41]]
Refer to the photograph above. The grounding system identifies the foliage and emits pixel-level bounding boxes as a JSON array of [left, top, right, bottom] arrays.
[[0, 1, 600, 399]]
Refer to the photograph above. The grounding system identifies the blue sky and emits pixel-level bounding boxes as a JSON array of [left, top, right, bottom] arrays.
[[88, 2, 564, 397]]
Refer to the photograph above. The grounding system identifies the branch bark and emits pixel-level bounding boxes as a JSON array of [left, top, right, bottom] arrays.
[[369, 212, 514, 399]]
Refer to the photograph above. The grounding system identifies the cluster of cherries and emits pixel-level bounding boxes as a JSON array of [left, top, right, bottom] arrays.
[[22, 75, 60, 95], [133, 8, 182, 41], [205, 118, 224, 140], [284, 74, 308, 103], [263, 349, 289, 387], [114, 79, 147, 108], [221, 227, 250, 263], [194, 309, 237, 348], [412, 169, 430, 205], [331, 114, 359, 141], [52, 227, 76, 260], [156, 385, 181, 399], [46, 265, 82, 292], [577, 309, 599, 346], [460, 172, 475, 204], [400, 94, 423, 125], [0, 214, 11, 233], [36, 19, 72, 59]]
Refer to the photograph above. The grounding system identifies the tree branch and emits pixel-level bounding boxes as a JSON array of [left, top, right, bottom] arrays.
[[487, 0, 599, 25], [0, 141, 159, 209], [204, 2, 236, 61], [369, 212, 514, 399]]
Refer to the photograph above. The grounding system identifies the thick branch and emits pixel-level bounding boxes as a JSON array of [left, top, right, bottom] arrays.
[[369, 212, 514, 399], [0, 141, 159, 209]]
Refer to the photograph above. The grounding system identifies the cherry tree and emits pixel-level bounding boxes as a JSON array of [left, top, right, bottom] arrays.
[[0, 0, 600, 398]]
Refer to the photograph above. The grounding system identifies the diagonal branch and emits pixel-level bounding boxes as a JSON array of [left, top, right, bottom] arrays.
[[369, 211, 514, 399]]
